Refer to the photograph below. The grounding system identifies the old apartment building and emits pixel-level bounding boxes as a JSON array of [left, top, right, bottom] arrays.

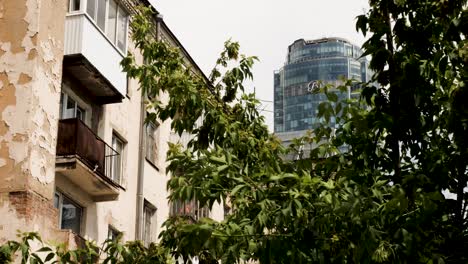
[[0, 0, 223, 247]]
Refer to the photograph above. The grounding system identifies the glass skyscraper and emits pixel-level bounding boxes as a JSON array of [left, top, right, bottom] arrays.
[[274, 38, 370, 135]]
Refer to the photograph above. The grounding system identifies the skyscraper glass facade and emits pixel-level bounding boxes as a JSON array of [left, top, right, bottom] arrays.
[[274, 38, 370, 133]]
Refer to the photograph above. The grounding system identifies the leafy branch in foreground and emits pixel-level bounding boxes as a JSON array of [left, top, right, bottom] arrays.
[[0, 232, 172, 264], [122, 2, 467, 263]]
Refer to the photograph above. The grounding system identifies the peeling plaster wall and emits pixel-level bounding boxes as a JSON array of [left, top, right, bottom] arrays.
[[0, 0, 223, 246], [0, 0, 67, 242]]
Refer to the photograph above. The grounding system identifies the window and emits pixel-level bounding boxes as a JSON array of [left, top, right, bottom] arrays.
[[143, 201, 156, 246], [68, 0, 81, 12], [116, 4, 127, 51], [59, 92, 87, 121], [84, 0, 128, 53], [106, 0, 117, 43], [97, 0, 107, 31], [145, 122, 158, 166], [86, 0, 95, 18], [108, 226, 120, 241], [110, 134, 124, 184], [54, 191, 83, 235]]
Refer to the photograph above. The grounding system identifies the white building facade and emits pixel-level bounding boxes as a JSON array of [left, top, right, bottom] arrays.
[[0, 0, 222, 247]]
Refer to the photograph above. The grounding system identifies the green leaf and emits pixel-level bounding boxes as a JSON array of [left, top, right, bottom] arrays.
[[230, 184, 245, 196], [217, 164, 229, 172], [210, 156, 227, 164]]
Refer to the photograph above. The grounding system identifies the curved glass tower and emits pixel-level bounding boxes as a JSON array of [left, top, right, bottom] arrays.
[[274, 38, 370, 135]]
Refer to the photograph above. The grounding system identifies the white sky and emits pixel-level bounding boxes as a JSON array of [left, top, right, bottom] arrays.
[[149, 0, 369, 130]]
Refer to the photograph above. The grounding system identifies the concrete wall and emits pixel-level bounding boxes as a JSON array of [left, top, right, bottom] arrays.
[[0, 0, 67, 242]]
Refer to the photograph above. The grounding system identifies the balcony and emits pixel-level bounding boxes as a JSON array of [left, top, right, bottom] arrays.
[[63, 13, 126, 104], [55, 118, 121, 201], [170, 199, 210, 222]]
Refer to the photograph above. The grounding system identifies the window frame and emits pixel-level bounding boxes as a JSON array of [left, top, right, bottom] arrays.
[[110, 133, 125, 185], [68, 0, 82, 13], [143, 200, 157, 246], [79, 0, 129, 54], [54, 190, 84, 235], [60, 92, 88, 122], [145, 121, 158, 167], [59, 87, 92, 126]]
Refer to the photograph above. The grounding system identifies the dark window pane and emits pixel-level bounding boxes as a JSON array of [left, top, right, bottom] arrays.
[[76, 106, 85, 121], [61, 196, 82, 234], [64, 96, 76, 119], [70, 0, 80, 11], [54, 193, 59, 209], [59, 93, 64, 119]]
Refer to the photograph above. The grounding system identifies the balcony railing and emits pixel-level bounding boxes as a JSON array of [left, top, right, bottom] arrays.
[[56, 118, 120, 186], [170, 199, 210, 222]]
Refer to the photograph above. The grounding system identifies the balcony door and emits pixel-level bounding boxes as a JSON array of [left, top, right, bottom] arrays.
[[59, 92, 89, 125]]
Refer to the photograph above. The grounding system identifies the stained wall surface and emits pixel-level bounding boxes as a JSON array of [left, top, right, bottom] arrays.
[[0, 0, 224, 247], [0, 0, 67, 242]]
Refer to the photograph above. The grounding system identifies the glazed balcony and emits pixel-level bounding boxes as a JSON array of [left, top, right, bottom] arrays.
[[63, 13, 126, 104], [55, 118, 122, 201]]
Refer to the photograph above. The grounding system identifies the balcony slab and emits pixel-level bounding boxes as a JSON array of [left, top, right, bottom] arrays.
[[56, 156, 120, 202]]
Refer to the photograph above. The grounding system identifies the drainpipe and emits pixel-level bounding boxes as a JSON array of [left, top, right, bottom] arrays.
[[135, 12, 163, 241], [135, 84, 146, 240]]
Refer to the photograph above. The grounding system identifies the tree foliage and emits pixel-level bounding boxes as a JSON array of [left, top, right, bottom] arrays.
[[2, 1, 466, 263], [0, 232, 172, 264], [120, 1, 468, 263]]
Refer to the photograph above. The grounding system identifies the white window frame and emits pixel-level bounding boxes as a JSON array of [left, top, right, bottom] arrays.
[[59, 85, 92, 125], [79, 0, 129, 54], [110, 133, 124, 184], [145, 122, 158, 166], [143, 200, 157, 246], [60, 92, 88, 122]]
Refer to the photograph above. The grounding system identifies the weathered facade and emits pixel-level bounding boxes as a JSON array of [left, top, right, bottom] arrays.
[[0, 0, 223, 247]]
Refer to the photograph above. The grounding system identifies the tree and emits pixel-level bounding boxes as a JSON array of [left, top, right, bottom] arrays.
[[2, 1, 465, 263], [121, 2, 468, 263], [0, 232, 172, 263]]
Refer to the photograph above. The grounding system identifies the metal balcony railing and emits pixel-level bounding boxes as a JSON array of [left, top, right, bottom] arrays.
[[170, 199, 210, 222], [56, 118, 120, 186]]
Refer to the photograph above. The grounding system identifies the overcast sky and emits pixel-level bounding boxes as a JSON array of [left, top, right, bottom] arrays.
[[149, 0, 369, 130]]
